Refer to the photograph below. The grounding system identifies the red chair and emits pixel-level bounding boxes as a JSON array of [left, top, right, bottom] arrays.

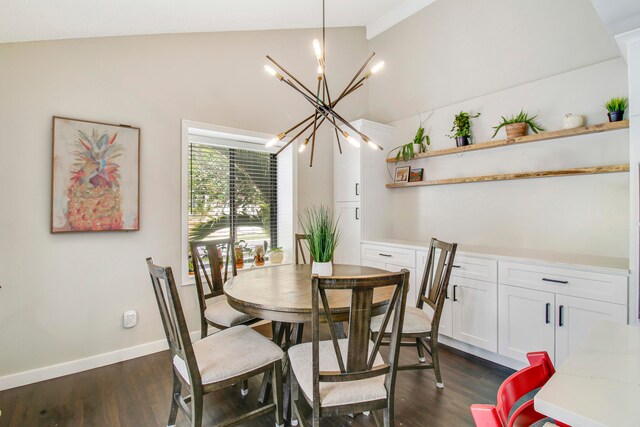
[[470, 352, 570, 427]]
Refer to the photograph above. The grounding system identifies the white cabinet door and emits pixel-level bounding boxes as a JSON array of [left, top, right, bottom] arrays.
[[451, 277, 498, 352], [416, 250, 452, 337], [333, 137, 360, 203], [498, 285, 555, 364], [386, 263, 417, 306], [333, 202, 360, 265], [555, 295, 627, 366]]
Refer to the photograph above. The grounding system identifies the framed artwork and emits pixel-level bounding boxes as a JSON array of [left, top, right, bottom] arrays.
[[51, 117, 140, 233], [394, 166, 410, 183], [409, 168, 424, 182]]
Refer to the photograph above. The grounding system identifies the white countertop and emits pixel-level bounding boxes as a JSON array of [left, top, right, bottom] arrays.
[[534, 321, 640, 426], [361, 239, 629, 275]]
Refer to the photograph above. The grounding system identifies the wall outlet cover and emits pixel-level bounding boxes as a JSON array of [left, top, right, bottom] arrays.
[[123, 310, 137, 328]]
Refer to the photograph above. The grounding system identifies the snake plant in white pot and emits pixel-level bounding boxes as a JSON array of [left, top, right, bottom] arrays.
[[299, 205, 341, 276]]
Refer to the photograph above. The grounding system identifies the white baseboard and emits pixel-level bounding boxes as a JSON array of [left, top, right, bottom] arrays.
[[439, 335, 526, 371], [0, 331, 201, 391]]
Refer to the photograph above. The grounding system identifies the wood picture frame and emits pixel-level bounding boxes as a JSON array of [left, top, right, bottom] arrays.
[[395, 166, 410, 183], [51, 116, 140, 233]]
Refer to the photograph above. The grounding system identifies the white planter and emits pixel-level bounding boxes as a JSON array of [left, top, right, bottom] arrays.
[[269, 251, 284, 264], [311, 261, 333, 277], [563, 113, 585, 129]]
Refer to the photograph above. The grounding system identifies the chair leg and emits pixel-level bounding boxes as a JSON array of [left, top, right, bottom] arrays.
[[272, 360, 284, 427], [200, 320, 207, 339], [431, 337, 444, 388], [191, 391, 203, 427], [383, 407, 392, 427], [241, 379, 249, 396], [167, 372, 181, 427], [416, 338, 426, 363]]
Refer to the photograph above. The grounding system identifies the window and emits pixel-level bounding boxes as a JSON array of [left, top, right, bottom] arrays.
[[189, 142, 277, 248], [181, 121, 296, 284]]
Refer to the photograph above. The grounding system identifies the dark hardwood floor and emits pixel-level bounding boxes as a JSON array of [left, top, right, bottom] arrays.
[[0, 326, 513, 427]]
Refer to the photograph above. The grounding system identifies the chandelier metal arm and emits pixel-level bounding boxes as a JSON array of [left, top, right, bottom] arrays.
[[267, 55, 321, 102], [337, 52, 375, 100]]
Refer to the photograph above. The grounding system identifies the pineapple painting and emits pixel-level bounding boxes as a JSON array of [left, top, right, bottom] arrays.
[[52, 117, 140, 233]]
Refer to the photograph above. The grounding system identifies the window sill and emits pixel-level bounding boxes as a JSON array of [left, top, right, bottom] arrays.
[[181, 261, 293, 286]]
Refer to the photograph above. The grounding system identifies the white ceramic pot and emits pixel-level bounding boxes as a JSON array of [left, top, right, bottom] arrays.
[[311, 261, 333, 277], [269, 251, 284, 264], [563, 113, 584, 130]]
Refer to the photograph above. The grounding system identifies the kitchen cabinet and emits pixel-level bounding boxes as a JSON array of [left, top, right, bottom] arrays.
[[451, 276, 498, 352]]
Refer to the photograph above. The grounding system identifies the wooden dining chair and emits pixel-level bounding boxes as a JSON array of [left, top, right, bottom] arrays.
[[370, 238, 457, 388], [470, 351, 570, 427], [295, 233, 311, 265], [146, 258, 284, 427], [288, 270, 410, 427], [190, 239, 256, 339]]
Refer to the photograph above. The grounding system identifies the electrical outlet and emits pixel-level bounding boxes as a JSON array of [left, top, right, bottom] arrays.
[[123, 310, 137, 328]]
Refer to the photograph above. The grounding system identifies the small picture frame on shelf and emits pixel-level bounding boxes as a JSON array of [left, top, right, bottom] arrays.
[[409, 168, 424, 182], [395, 166, 410, 183]]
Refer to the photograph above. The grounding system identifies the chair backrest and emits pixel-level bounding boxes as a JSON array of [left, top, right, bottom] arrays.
[[311, 271, 409, 408], [416, 238, 457, 332], [470, 351, 556, 427], [190, 238, 236, 307], [295, 233, 311, 265], [146, 258, 201, 388]]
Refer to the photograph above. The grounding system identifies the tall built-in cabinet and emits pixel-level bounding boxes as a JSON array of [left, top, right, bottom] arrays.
[[333, 120, 394, 266]]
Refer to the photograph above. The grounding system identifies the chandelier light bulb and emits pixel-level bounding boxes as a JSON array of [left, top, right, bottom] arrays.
[[299, 139, 309, 153], [366, 139, 383, 150], [266, 132, 286, 148], [264, 65, 284, 81], [343, 133, 360, 148], [317, 65, 323, 75], [371, 61, 385, 74], [313, 39, 322, 60]]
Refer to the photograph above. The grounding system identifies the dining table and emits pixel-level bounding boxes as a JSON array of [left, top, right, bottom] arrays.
[[534, 320, 640, 427], [223, 263, 394, 418]]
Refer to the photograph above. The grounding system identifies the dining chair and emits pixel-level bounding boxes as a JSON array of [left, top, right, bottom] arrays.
[[370, 238, 457, 388], [470, 351, 570, 427], [295, 233, 311, 265], [190, 239, 256, 339], [288, 270, 410, 427], [146, 258, 284, 427]]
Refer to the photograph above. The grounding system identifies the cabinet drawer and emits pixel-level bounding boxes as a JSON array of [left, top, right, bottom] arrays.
[[499, 261, 627, 305], [416, 252, 497, 283], [361, 244, 415, 268]]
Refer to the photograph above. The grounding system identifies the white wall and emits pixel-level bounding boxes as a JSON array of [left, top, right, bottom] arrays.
[[0, 28, 368, 381], [364, 0, 630, 258]]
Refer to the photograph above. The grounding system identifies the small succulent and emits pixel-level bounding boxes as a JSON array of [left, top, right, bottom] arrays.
[[393, 119, 431, 162], [491, 110, 545, 138]]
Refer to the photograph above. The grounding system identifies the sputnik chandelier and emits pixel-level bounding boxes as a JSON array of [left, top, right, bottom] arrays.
[[264, 0, 385, 166]]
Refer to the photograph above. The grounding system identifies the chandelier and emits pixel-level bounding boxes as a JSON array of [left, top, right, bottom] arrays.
[[263, 0, 385, 166]]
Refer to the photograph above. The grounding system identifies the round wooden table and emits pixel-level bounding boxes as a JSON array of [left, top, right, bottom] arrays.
[[224, 263, 393, 323]]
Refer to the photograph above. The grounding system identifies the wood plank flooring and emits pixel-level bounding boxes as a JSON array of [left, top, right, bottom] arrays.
[[0, 327, 513, 427]]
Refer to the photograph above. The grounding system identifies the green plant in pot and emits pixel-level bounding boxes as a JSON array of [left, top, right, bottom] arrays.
[[492, 110, 544, 139], [390, 119, 431, 162], [268, 247, 284, 264], [448, 111, 481, 147], [299, 205, 340, 276], [604, 97, 628, 122]]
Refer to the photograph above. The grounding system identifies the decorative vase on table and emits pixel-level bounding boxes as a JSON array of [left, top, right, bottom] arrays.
[[311, 261, 333, 277]]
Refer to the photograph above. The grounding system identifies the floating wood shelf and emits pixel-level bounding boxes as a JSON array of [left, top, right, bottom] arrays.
[[386, 164, 629, 188], [386, 120, 629, 163]]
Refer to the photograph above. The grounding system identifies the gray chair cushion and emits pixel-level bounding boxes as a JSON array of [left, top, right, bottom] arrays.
[[288, 339, 387, 407], [370, 306, 434, 334], [173, 325, 283, 385], [204, 295, 254, 327]]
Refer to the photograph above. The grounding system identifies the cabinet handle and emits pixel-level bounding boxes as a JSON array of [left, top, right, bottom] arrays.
[[542, 278, 569, 284], [545, 303, 551, 324], [355, 207, 359, 220], [453, 285, 458, 302], [379, 253, 392, 257], [452, 265, 461, 268], [558, 305, 564, 327], [445, 288, 450, 299], [355, 183, 360, 196]]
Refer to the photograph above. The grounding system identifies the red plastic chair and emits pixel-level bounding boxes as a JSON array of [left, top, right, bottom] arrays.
[[470, 352, 570, 427]]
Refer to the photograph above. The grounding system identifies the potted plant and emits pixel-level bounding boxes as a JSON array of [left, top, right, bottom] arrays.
[[492, 110, 545, 139], [299, 205, 340, 276], [604, 97, 628, 122], [448, 111, 481, 147], [268, 247, 284, 264], [390, 119, 431, 162]]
